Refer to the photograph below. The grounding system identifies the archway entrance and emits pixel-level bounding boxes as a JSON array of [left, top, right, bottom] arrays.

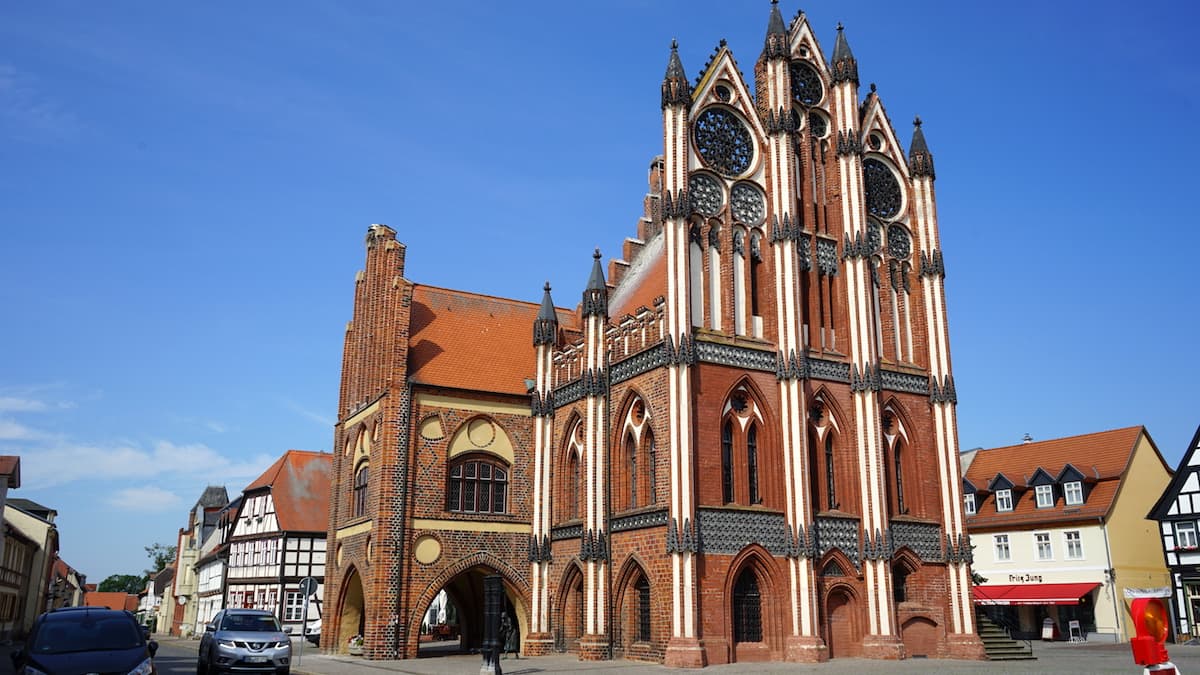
[[416, 565, 527, 658], [552, 565, 584, 653], [825, 587, 862, 658], [336, 568, 364, 654]]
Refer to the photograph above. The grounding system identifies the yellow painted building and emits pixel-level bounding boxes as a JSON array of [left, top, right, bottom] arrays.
[[962, 427, 1172, 641]]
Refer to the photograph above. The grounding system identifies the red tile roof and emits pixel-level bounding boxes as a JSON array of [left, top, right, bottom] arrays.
[[409, 285, 576, 396], [84, 592, 139, 612], [964, 426, 1146, 530], [0, 456, 19, 488], [244, 450, 331, 533], [608, 244, 667, 321]]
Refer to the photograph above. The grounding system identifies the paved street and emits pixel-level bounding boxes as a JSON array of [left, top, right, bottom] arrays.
[[143, 636, 1200, 675], [4, 635, 1199, 674]]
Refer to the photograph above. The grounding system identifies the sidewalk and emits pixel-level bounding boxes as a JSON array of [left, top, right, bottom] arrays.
[[286, 640, 1200, 675]]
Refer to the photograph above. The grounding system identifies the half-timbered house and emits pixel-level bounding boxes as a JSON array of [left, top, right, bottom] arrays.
[[227, 450, 329, 635], [1148, 425, 1200, 641]]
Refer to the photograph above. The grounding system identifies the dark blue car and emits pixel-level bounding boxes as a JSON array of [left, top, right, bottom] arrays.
[[11, 607, 158, 675]]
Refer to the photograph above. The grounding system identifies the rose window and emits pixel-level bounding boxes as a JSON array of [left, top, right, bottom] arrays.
[[694, 108, 754, 177]]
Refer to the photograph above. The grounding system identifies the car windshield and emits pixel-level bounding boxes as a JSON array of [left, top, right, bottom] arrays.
[[33, 617, 143, 654], [220, 614, 281, 632]]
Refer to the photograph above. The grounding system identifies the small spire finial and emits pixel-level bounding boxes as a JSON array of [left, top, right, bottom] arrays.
[[719, 38, 727, 48], [544, 281, 551, 292], [593, 247, 601, 261], [671, 38, 678, 50], [914, 116, 922, 127], [869, 82, 876, 93], [837, 21, 844, 31]]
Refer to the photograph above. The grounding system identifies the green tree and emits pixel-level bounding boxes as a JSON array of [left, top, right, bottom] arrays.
[[143, 542, 177, 577], [98, 574, 146, 594]]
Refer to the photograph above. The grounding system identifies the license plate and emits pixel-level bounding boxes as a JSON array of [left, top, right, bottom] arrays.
[[245, 656, 268, 663]]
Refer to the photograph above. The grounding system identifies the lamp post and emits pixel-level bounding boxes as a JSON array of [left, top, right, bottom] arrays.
[[480, 575, 502, 675]]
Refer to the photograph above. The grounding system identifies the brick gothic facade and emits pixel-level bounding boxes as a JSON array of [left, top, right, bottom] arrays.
[[322, 4, 985, 666]]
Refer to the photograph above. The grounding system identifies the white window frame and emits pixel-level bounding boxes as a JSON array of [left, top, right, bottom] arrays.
[[1035, 484, 1053, 508], [964, 493, 976, 515], [1035, 532, 1053, 560], [994, 534, 1011, 562], [1065, 530, 1084, 560], [1065, 481, 1083, 505], [284, 591, 304, 621], [996, 489, 1013, 512], [1177, 521, 1199, 550]]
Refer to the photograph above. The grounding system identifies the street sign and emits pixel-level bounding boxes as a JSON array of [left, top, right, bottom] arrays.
[[300, 576, 318, 597]]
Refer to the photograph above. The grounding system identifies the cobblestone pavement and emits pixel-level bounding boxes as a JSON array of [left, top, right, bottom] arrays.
[[261, 639, 1200, 675]]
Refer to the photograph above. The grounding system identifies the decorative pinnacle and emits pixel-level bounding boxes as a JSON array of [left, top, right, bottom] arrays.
[[831, 22, 859, 86], [534, 281, 558, 345], [587, 248, 605, 290], [908, 116, 935, 179], [764, 0, 788, 57], [662, 39, 691, 108]]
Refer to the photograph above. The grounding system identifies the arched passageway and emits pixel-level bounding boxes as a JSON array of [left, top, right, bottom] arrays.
[[415, 564, 528, 658]]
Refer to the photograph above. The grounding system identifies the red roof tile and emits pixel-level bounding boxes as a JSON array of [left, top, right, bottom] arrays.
[[409, 285, 575, 396], [244, 450, 331, 533], [964, 426, 1145, 530], [965, 426, 1143, 485], [84, 592, 139, 611], [608, 241, 667, 321], [0, 456, 19, 488]]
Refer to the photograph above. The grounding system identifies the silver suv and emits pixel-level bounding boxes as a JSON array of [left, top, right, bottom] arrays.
[[198, 609, 291, 675]]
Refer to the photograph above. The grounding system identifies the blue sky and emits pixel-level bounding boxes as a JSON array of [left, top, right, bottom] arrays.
[[2, 1, 1197, 584]]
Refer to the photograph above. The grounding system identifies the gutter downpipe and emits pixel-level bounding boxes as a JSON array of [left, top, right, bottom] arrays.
[[1099, 516, 1123, 641]]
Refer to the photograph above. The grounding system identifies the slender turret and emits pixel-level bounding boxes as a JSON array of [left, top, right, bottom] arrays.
[[830, 23, 859, 85], [908, 116, 936, 179]]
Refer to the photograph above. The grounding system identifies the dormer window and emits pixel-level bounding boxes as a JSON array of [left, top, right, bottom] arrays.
[[1035, 484, 1053, 508], [1064, 481, 1083, 505], [964, 493, 976, 515], [996, 489, 1013, 512]]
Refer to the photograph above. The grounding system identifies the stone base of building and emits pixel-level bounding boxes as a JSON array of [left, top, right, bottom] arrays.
[[664, 636, 707, 668], [522, 633, 554, 656], [861, 633, 905, 660], [784, 634, 829, 663], [578, 634, 609, 661], [945, 632, 988, 660]]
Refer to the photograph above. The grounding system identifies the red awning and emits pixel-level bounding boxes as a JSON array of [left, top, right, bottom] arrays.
[[973, 582, 1101, 606]]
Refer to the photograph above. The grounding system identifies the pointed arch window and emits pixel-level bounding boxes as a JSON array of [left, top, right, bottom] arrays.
[[825, 433, 837, 511], [732, 569, 762, 643], [626, 433, 638, 508], [645, 430, 657, 505], [747, 424, 760, 505], [892, 562, 910, 603], [636, 576, 651, 642], [568, 451, 580, 519], [894, 441, 907, 515], [353, 462, 369, 519], [722, 421, 734, 504]]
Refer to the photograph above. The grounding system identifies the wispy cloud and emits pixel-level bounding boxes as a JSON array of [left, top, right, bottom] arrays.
[[0, 397, 47, 412], [283, 400, 334, 429], [0, 63, 79, 141], [107, 486, 181, 512], [21, 439, 275, 490], [0, 418, 39, 441]]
